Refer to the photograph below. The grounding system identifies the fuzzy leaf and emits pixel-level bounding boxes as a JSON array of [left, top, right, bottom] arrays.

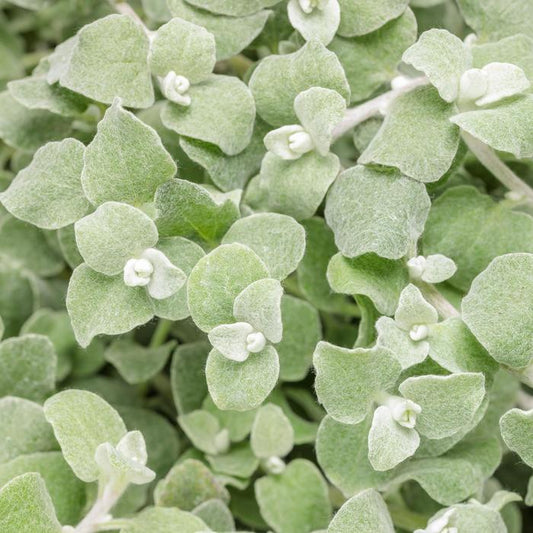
[[0, 335, 56, 402], [422, 186, 533, 291], [178, 410, 224, 455], [75, 202, 158, 276], [250, 404, 294, 459], [249, 40, 350, 127], [325, 165, 430, 259], [330, 9, 417, 104], [206, 345, 280, 411], [161, 75, 255, 156], [403, 29, 470, 102], [277, 295, 321, 382], [82, 101, 176, 206], [187, 243, 269, 332], [0, 138, 88, 230], [0, 473, 62, 533], [60, 15, 154, 108], [255, 152, 340, 221], [155, 179, 241, 243], [328, 489, 394, 533], [233, 279, 283, 343], [255, 459, 331, 533], [359, 86, 460, 183], [400, 373, 486, 439], [337, 0, 409, 37], [462, 253, 533, 369], [327, 253, 408, 315], [149, 17, 216, 82], [287, 0, 340, 45], [394, 284, 438, 330], [185, 0, 280, 16], [192, 499, 235, 532], [452, 96, 533, 159], [314, 342, 401, 424], [222, 213, 306, 281], [66, 264, 154, 347], [121, 506, 210, 533], [43, 389, 127, 482], [500, 408, 533, 468], [167, 0, 270, 60]]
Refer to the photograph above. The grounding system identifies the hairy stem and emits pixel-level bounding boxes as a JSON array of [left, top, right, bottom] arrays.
[[332, 77, 428, 140], [462, 132, 533, 204], [417, 282, 460, 319]]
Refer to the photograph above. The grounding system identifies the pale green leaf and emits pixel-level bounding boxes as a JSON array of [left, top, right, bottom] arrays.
[[0, 397, 58, 464], [325, 165, 431, 259], [250, 404, 294, 459], [167, 0, 270, 60], [314, 341, 401, 424], [451, 96, 533, 159], [149, 17, 216, 82], [178, 410, 223, 455], [185, 0, 280, 16], [500, 408, 533, 468], [154, 458, 229, 510], [277, 295, 321, 382], [0, 138, 88, 230], [0, 91, 71, 152], [394, 284, 438, 330], [206, 345, 280, 411], [359, 86, 460, 183], [82, 100, 176, 206], [287, 0, 340, 45], [233, 279, 283, 343], [206, 441, 259, 477], [330, 9, 417, 104], [105, 339, 175, 385], [255, 459, 331, 533], [43, 389, 127, 482], [422, 186, 533, 291], [187, 243, 269, 332], [66, 264, 154, 347], [193, 499, 235, 532], [337, 0, 409, 37], [161, 75, 255, 156], [400, 373, 486, 439], [75, 202, 158, 276], [0, 335, 56, 402], [249, 40, 350, 127], [60, 15, 154, 108], [403, 29, 470, 102], [327, 253, 408, 315], [328, 489, 394, 533], [462, 253, 533, 369], [120, 506, 210, 533], [0, 473, 61, 533], [155, 179, 241, 243], [255, 152, 340, 221], [222, 213, 306, 281]]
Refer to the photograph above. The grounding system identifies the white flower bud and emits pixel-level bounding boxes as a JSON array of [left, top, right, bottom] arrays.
[[262, 456, 286, 475], [459, 68, 489, 102], [123, 258, 153, 287], [407, 255, 427, 280], [415, 509, 457, 533], [409, 324, 429, 342], [214, 429, 230, 454], [298, 0, 327, 13], [246, 331, 267, 353], [288, 130, 314, 155], [160, 71, 192, 106], [383, 396, 422, 429], [264, 124, 315, 160]]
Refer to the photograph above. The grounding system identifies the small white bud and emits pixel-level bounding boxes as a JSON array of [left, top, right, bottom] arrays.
[[298, 0, 326, 13], [160, 71, 192, 106], [415, 509, 457, 533], [246, 331, 267, 353], [505, 190, 526, 203], [391, 75, 413, 91], [262, 456, 286, 475], [124, 258, 153, 287], [464, 33, 478, 47], [383, 396, 422, 429], [459, 68, 489, 102], [288, 130, 314, 155], [407, 255, 427, 280], [410, 324, 429, 342]]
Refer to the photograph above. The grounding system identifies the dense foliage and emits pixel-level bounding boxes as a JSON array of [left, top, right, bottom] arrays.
[[0, 0, 533, 531]]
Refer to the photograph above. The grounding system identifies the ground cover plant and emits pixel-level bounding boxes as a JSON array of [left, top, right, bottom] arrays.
[[0, 0, 533, 531]]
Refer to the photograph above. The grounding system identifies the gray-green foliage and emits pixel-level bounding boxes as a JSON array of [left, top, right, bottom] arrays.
[[0, 2, 532, 532]]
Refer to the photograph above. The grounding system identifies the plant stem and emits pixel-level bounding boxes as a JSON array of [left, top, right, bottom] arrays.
[[150, 319, 172, 348], [417, 282, 460, 320], [332, 77, 428, 140], [462, 132, 533, 204]]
